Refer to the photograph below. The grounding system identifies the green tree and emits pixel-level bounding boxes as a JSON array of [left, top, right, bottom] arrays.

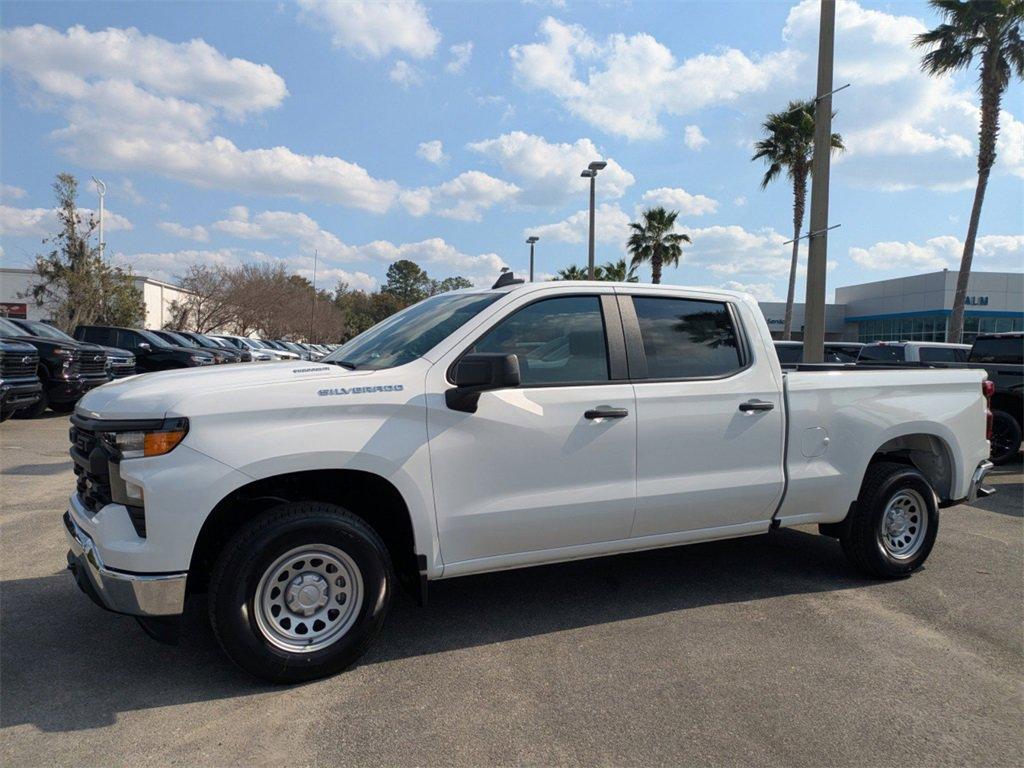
[[553, 264, 589, 280], [430, 276, 474, 295], [627, 207, 691, 284], [752, 100, 844, 340], [382, 259, 431, 304], [914, 0, 1024, 342], [28, 173, 144, 332], [594, 258, 639, 282]]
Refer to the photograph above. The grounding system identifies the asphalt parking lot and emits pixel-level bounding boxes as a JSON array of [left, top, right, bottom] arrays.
[[1, 413, 1021, 767]]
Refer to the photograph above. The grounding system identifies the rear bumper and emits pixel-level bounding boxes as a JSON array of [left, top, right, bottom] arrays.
[[941, 460, 995, 508], [64, 510, 186, 617]]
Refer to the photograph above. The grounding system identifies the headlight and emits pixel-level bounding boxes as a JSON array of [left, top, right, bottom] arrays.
[[190, 354, 213, 364], [100, 418, 189, 459]]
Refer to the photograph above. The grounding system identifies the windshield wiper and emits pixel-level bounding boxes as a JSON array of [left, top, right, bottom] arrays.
[[326, 359, 359, 370]]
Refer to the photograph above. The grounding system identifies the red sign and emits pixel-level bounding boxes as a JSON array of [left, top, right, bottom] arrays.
[[0, 302, 28, 318]]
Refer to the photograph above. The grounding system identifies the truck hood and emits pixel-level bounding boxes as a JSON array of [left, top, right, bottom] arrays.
[[76, 361, 371, 420]]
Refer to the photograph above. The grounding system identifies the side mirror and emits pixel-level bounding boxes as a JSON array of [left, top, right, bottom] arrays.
[[446, 353, 520, 413], [137, 342, 151, 351]]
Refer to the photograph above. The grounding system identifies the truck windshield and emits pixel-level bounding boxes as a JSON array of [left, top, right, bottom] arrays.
[[859, 344, 904, 362], [323, 292, 501, 370], [138, 329, 173, 348], [14, 320, 75, 341]]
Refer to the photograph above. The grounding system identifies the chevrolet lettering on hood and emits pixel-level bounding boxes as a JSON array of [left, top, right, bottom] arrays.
[[318, 384, 404, 396]]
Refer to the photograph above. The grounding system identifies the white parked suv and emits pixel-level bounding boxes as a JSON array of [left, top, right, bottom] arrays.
[[859, 341, 971, 363], [65, 279, 994, 681]]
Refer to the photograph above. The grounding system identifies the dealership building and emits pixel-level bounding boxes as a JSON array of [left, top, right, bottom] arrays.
[[0, 267, 192, 330], [759, 270, 1023, 343]]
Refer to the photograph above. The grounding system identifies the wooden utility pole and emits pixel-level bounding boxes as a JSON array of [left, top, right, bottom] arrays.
[[803, 0, 835, 362]]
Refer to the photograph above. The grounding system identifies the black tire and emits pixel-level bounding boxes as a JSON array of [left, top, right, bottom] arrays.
[[840, 461, 939, 579], [13, 385, 48, 419], [208, 501, 393, 683], [990, 410, 1022, 465]]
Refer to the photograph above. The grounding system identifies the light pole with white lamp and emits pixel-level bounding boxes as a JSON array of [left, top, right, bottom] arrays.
[[91, 177, 106, 258], [526, 236, 539, 281], [579, 161, 606, 279]]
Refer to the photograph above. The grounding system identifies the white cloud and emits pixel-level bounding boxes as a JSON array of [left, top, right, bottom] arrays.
[[116, 178, 146, 205], [528, 202, 632, 245], [467, 131, 634, 206], [399, 171, 520, 221], [157, 221, 209, 242], [509, 17, 799, 140], [850, 235, 1024, 272], [416, 139, 448, 165], [0, 24, 286, 117], [640, 187, 719, 216], [0, 204, 132, 237], [717, 281, 778, 301], [684, 125, 709, 151], [296, 0, 440, 60], [679, 224, 793, 277], [212, 207, 358, 262], [0, 25, 400, 212], [389, 60, 424, 89], [353, 237, 507, 285], [1, 184, 27, 200], [733, 196, 747, 207], [446, 42, 474, 74], [111, 247, 257, 282]]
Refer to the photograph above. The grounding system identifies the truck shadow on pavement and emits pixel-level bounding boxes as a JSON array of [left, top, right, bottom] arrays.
[[1, 527, 873, 733]]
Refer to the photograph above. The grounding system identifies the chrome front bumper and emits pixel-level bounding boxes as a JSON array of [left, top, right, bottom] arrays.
[[64, 511, 187, 617]]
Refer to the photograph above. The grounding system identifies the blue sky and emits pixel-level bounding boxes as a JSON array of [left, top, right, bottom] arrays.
[[1, 0, 1021, 301]]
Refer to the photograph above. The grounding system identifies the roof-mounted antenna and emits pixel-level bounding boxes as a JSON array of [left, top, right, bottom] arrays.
[[492, 268, 524, 289]]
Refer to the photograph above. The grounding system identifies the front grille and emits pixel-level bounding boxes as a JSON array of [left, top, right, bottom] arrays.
[[78, 353, 108, 377], [1, 352, 38, 379], [108, 360, 136, 378], [68, 423, 146, 537], [70, 424, 113, 513]]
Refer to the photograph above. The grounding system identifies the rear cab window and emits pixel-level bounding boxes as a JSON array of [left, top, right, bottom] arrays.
[[970, 337, 1023, 365], [630, 296, 744, 379], [859, 344, 905, 362]]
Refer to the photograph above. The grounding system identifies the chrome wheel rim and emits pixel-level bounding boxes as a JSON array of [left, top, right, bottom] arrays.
[[879, 489, 928, 560], [254, 544, 363, 653]]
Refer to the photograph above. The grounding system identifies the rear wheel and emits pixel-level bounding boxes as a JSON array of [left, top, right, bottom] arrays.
[[840, 461, 939, 579], [208, 501, 393, 682], [990, 410, 1022, 465]]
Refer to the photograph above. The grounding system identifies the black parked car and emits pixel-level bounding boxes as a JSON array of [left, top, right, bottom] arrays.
[[968, 333, 1023, 464], [0, 335, 42, 421], [175, 330, 251, 362], [0, 316, 108, 416], [149, 329, 241, 364], [9, 318, 136, 381], [74, 326, 215, 372]]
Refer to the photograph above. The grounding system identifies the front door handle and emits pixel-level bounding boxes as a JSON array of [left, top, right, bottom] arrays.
[[739, 399, 774, 412], [585, 406, 629, 420]]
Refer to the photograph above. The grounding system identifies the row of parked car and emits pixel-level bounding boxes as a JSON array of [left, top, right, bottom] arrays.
[[773, 334, 1023, 465], [0, 318, 337, 421]]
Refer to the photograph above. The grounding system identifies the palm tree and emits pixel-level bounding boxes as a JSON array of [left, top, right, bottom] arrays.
[[752, 99, 843, 340], [554, 264, 589, 280], [914, 0, 1024, 342], [595, 259, 639, 282], [627, 207, 691, 284]]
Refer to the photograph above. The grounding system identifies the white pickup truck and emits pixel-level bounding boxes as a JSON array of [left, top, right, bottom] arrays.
[[65, 278, 995, 681]]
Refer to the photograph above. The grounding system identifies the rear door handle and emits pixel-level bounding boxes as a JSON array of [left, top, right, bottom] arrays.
[[739, 399, 774, 412], [585, 406, 629, 420]]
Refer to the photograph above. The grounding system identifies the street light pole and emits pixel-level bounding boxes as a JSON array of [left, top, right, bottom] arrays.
[[526, 236, 539, 282], [309, 248, 318, 343], [580, 161, 607, 280], [802, 0, 836, 363], [91, 177, 106, 258]]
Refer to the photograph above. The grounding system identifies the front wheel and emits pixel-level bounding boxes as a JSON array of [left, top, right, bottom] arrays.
[[840, 461, 939, 579], [208, 502, 394, 682]]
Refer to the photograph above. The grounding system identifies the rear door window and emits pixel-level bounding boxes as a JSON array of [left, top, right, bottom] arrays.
[[631, 296, 743, 379], [919, 346, 959, 363]]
